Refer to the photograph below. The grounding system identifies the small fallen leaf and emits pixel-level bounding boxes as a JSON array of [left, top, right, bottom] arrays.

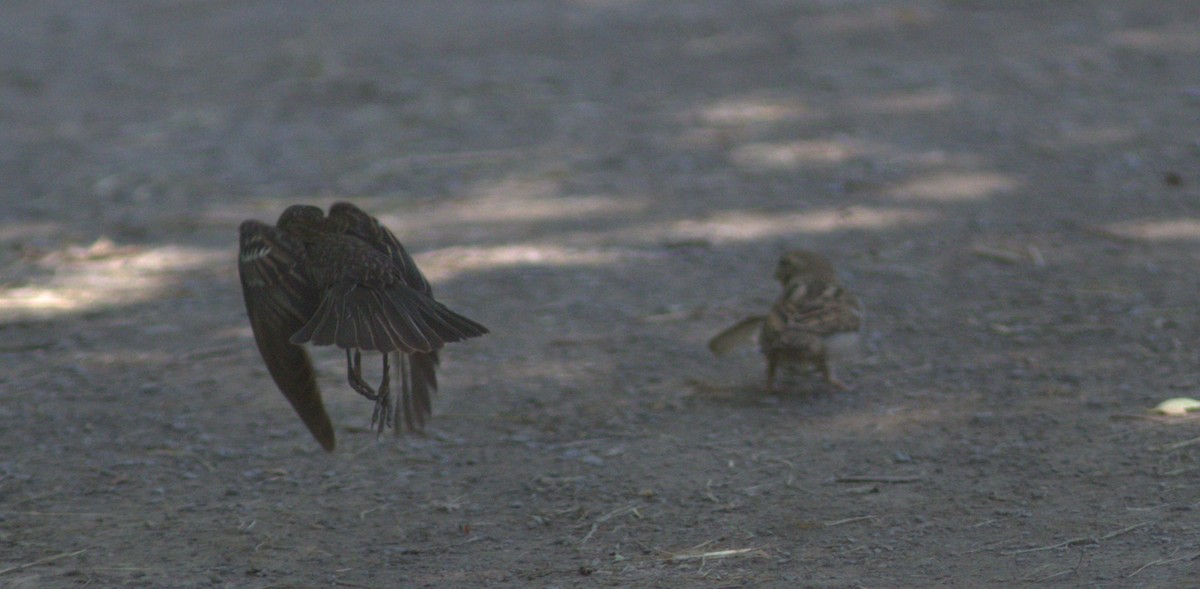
[[1153, 397, 1200, 416]]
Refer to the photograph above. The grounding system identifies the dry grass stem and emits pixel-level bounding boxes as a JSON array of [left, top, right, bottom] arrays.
[[1003, 522, 1147, 555], [823, 515, 876, 527], [1128, 550, 1200, 577], [0, 549, 88, 576], [834, 475, 922, 484], [580, 503, 640, 545], [666, 547, 764, 563], [1158, 435, 1200, 451], [0, 511, 110, 517]]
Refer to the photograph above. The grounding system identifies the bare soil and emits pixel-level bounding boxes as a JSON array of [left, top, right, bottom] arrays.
[[2, 1, 1199, 587]]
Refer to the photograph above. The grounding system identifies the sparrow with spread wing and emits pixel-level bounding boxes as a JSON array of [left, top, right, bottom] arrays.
[[708, 250, 863, 392], [238, 202, 488, 450]]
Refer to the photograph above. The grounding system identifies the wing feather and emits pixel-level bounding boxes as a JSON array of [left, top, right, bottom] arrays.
[[708, 315, 767, 356], [237, 221, 335, 451], [774, 281, 863, 336], [393, 351, 439, 432], [315, 203, 489, 435], [329, 201, 433, 294]]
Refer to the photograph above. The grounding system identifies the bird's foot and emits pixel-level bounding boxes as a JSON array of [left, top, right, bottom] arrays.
[[345, 349, 383, 404], [370, 353, 394, 433], [823, 370, 851, 390], [819, 361, 851, 391], [370, 393, 392, 434]]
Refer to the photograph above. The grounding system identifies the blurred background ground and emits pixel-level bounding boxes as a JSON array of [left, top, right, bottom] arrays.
[[1, 1, 1199, 587]]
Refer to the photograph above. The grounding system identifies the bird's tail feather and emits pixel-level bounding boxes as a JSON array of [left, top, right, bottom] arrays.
[[292, 284, 487, 353], [394, 351, 439, 433]]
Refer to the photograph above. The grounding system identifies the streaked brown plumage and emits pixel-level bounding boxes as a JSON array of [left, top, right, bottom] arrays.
[[238, 202, 488, 450], [708, 250, 863, 392]]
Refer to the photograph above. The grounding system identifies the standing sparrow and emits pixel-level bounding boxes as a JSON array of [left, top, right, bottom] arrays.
[[708, 250, 863, 392], [237, 202, 488, 450]]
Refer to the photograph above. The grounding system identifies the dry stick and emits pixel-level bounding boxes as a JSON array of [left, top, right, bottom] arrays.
[[1019, 563, 1073, 583], [1032, 567, 1075, 583], [956, 536, 1021, 556], [1025, 547, 1086, 582], [0, 549, 88, 576], [579, 503, 639, 545], [834, 475, 922, 484], [1128, 550, 1200, 577], [667, 547, 761, 563], [824, 515, 876, 527], [1003, 522, 1147, 556], [1159, 436, 1200, 452], [0, 511, 109, 517]]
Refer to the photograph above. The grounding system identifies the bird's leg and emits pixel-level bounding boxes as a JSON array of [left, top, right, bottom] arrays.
[[819, 359, 849, 390], [766, 354, 779, 394], [346, 349, 379, 401], [371, 352, 393, 433], [394, 352, 411, 435]]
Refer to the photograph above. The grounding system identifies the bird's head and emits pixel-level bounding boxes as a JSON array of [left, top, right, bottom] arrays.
[[325, 202, 360, 233], [774, 250, 836, 284], [277, 205, 327, 241]]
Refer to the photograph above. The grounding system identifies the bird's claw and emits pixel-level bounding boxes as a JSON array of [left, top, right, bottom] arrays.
[[370, 353, 393, 434]]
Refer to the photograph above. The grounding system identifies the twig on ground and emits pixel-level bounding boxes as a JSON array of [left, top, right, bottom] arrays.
[[1037, 568, 1075, 582], [579, 503, 640, 545], [1158, 436, 1200, 452], [1128, 549, 1200, 577], [0, 549, 88, 576], [1020, 564, 1074, 583], [823, 515, 876, 527], [1023, 549, 1085, 582], [833, 475, 922, 484], [1003, 522, 1147, 555], [0, 511, 109, 517], [956, 536, 1020, 556], [666, 547, 764, 563]]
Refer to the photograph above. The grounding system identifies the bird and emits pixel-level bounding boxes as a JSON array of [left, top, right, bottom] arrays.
[[237, 202, 488, 450], [708, 250, 863, 392]]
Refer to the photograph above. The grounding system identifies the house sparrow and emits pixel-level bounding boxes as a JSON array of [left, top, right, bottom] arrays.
[[708, 250, 863, 392], [238, 202, 488, 450]]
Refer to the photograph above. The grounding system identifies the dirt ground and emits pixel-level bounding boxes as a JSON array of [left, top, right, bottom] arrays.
[[2, 1, 1199, 587]]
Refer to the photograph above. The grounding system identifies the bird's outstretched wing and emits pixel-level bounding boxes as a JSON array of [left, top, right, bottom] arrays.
[[708, 315, 767, 356], [237, 220, 335, 451]]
